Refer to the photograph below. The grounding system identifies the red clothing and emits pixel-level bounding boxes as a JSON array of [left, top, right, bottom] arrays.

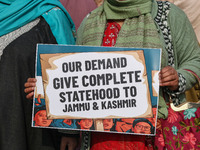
[[102, 21, 121, 47], [90, 21, 152, 150], [91, 132, 148, 150]]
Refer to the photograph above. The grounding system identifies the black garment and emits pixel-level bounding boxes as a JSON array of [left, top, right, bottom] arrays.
[[0, 17, 61, 150]]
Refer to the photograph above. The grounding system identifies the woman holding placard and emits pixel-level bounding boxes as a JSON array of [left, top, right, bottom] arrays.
[[76, 0, 200, 149]]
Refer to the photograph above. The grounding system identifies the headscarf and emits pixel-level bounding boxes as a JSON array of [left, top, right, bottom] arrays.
[[0, 0, 76, 44], [104, 0, 152, 19]]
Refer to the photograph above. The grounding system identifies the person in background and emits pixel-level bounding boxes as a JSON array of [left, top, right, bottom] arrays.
[[76, 0, 200, 149], [0, 0, 75, 150]]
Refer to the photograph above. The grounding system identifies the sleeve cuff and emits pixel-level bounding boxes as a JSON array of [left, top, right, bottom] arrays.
[[165, 72, 186, 106]]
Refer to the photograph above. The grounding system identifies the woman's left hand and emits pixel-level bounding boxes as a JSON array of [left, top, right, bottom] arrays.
[[159, 66, 179, 91]]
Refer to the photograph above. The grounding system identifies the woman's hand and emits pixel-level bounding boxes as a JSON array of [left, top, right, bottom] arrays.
[[159, 66, 179, 91], [24, 78, 37, 99]]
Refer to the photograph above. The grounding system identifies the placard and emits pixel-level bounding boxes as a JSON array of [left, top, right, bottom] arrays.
[[32, 44, 161, 136]]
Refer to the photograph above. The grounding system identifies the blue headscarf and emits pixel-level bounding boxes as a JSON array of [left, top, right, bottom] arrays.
[[0, 0, 76, 44]]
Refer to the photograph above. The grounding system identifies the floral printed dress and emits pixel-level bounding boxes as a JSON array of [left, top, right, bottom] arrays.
[[155, 106, 200, 150]]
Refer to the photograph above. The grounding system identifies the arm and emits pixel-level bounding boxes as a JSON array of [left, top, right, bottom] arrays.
[[169, 4, 200, 91]]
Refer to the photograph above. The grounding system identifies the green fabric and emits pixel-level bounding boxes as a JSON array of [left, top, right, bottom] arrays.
[[169, 3, 200, 90], [157, 92, 168, 119], [78, 0, 165, 120], [152, 2, 200, 118], [155, 3, 200, 111], [104, 0, 152, 19], [77, 1, 200, 148], [80, 0, 162, 49], [78, 0, 200, 120]]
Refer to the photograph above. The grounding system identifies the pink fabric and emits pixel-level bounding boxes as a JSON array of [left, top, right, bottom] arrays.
[[60, 0, 97, 30], [155, 106, 200, 149]]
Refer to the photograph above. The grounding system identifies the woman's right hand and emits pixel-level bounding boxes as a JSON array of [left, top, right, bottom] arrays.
[[24, 78, 37, 99]]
